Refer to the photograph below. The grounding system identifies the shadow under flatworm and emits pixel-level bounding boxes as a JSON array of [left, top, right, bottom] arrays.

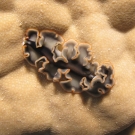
[[22, 129, 52, 135]]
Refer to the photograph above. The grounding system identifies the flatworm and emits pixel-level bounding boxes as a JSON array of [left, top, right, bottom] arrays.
[[22, 29, 114, 97]]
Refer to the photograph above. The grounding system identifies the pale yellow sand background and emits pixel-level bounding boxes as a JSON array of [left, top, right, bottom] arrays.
[[0, 0, 135, 135]]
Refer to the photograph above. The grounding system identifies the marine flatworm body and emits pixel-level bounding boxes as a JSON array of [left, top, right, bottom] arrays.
[[22, 29, 114, 97]]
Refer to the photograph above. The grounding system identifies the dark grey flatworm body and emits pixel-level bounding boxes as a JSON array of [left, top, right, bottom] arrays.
[[22, 29, 114, 97]]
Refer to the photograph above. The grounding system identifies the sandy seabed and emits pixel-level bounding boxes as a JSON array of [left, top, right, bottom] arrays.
[[0, 0, 135, 135]]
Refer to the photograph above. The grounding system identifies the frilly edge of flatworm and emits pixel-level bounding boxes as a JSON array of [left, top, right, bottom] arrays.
[[22, 28, 114, 97]]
